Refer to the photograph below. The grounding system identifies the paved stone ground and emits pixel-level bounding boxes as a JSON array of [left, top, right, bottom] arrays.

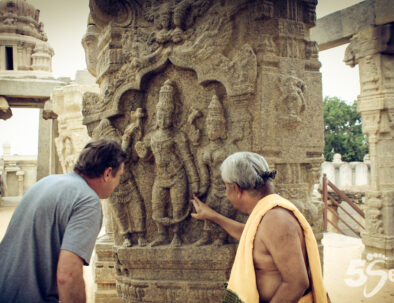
[[1, 197, 393, 303], [323, 232, 394, 302]]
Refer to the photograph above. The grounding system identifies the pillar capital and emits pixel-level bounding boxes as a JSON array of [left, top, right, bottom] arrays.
[[345, 23, 394, 67]]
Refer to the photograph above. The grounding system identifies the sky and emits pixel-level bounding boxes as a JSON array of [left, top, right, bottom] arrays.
[[0, 0, 363, 156]]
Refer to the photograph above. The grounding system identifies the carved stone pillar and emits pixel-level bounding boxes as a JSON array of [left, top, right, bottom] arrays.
[[345, 23, 394, 268], [52, 84, 98, 174], [83, 0, 323, 301]]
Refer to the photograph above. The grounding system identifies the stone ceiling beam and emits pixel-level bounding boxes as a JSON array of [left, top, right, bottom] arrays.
[[311, 0, 394, 51], [0, 78, 66, 108]]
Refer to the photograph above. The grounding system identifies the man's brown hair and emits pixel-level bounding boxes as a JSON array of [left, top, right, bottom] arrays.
[[74, 138, 127, 178]]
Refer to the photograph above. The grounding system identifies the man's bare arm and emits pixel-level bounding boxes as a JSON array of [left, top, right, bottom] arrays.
[[258, 208, 309, 303], [57, 249, 86, 303], [191, 195, 244, 241]]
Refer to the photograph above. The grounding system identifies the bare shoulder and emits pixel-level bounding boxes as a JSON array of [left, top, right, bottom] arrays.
[[258, 207, 301, 239]]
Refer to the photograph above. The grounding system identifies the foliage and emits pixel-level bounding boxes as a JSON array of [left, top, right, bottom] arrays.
[[324, 96, 368, 162]]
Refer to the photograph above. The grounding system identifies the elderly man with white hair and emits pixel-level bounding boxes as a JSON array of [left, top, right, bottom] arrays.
[[191, 152, 328, 303]]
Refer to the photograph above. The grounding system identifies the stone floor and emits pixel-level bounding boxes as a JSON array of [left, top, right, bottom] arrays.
[[1, 197, 393, 303]]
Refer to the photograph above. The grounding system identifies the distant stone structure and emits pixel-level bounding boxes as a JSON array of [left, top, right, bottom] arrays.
[[0, 143, 37, 201], [83, 0, 324, 302], [321, 153, 371, 188], [51, 70, 99, 174], [0, 0, 69, 179], [312, 0, 394, 268]]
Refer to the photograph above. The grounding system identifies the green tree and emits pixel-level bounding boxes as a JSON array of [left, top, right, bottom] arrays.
[[324, 96, 368, 162]]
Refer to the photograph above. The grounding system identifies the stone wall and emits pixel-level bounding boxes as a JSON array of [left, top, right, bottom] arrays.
[[82, 0, 324, 302]]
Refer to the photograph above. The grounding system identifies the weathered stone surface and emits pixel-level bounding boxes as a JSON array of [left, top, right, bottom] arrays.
[[93, 236, 122, 303], [83, 0, 324, 301], [342, 9, 394, 267], [52, 79, 99, 174], [310, 0, 393, 51], [310, 0, 394, 269], [115, 245, 236, 303]]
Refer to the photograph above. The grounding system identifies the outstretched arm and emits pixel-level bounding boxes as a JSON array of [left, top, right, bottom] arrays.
[[191, 195, 244, 241], [57, 249, 86, 303]]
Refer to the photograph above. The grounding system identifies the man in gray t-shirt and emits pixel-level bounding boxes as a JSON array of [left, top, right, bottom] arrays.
[[0, 139, 126, 303]]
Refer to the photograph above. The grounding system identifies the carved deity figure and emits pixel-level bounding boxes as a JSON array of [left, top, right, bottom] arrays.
[[135, 80, 200, 247], [93, 111, 147, 247], [194, 95, 237, 246], [365, 192, 384, 235], [278, 73, 306, 128], [143, 0, 211, 44]]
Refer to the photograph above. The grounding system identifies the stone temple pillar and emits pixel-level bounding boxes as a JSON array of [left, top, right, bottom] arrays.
[[82, 0, 324, 301], [345, 23, 394, 268]]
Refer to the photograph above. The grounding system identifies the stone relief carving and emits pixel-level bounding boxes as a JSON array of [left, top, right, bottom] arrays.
[[54, 136, 77, 173], [260, 35, 276, 55], [82, 92, 102, 122], [252, 0, 274, 20], [93, 112, 147, 247], [360, 56, 380, 94], [187, 107, 202, 146], [383, 57, 394, 89], [142, 0, 211, 44], [62, 137, 76, 173], [194, 95, 237, 246], [365, 191, 384, 235], [82, 0, 258, 121], [278, 73, 306, 129], [303, 0, 317, 26], [305, 41, 320, 69], [135, 80, 199, 247], [82, 0, 326, 300], [81, 14, 99, 77]]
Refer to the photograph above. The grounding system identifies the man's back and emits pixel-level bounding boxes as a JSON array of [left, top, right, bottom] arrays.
[[0, 172, 102, 303], [253, 206, 309, 302]]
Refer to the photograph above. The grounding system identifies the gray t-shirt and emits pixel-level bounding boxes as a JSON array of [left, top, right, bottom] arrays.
[[0, 172, 102, 303]]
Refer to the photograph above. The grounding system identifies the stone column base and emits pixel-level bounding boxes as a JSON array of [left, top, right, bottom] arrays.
[[114, 244, 237, 303], [362, 233, 394, 269], [93, 236, 122, 303]]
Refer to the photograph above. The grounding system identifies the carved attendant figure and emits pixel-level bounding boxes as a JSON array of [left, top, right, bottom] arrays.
[[93, 111, 147, 247], [136, 79, 199, 247], [194, 95, 237, 246], [63, 137, 76, 173], [279, 74, 306, 128]]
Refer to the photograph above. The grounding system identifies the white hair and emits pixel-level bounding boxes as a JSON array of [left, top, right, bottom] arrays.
[[220, 152, 276, 190]]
